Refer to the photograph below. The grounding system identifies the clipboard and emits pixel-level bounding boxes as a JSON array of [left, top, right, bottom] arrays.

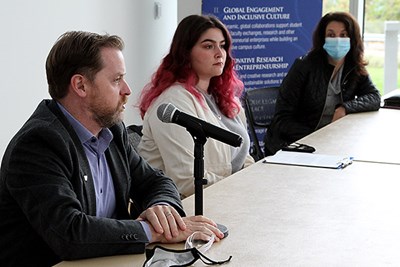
[[263, 150, 353, 169]]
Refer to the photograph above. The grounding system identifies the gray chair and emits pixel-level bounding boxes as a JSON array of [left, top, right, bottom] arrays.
[[126, 124, 143, 151], [243, 87, 279, 161]]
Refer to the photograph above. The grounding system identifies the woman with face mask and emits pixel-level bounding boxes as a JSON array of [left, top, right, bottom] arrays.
[[264, 12, 381, 156]]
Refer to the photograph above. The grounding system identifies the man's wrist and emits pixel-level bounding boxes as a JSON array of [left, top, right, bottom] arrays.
[[139, 221, 152, 243]]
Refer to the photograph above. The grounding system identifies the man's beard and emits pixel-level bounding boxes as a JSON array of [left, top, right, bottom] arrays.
[[90, 98, 127, 128]]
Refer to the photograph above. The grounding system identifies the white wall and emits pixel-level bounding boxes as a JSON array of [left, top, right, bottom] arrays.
[[177, 0, 201, 21], [0, 0, 180, 160], [124, 1, 177, 125]]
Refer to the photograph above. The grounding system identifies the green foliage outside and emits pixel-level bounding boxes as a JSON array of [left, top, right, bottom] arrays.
[[367, 67, 400, 95], [323, 0, 400, 29]]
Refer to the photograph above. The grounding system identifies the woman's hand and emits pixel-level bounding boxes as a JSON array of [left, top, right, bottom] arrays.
[[332, 106, 346, 122]]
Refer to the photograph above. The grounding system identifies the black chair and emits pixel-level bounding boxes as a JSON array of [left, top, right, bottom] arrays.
[[126, 124, 143, 150], [243, 87, 279, 161]]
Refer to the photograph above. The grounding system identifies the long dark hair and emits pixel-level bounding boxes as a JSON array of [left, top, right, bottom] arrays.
[[139, 14, 243, 118], [310, 12, 368, 76]]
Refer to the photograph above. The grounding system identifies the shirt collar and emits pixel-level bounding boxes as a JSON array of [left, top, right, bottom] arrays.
[[56, 102, 113, 148]]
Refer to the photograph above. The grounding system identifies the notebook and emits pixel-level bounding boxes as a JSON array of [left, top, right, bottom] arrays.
[[263, 150, 353, 169]]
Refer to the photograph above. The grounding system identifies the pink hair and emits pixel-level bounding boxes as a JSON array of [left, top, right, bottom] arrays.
[[138, 15, 244, 119]]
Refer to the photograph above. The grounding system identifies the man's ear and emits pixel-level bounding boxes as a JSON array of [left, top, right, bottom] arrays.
[[70, 74, 87, 97]]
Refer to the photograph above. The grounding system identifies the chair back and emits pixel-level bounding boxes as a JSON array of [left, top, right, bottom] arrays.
[[127, 124, 143, 151], [243, 87, 279, 161]]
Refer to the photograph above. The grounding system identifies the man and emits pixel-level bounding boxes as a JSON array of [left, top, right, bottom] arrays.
[[0, 31, 223, 267]]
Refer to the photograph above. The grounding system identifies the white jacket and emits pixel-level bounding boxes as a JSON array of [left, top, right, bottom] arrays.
[[138, 84, 254, 198]]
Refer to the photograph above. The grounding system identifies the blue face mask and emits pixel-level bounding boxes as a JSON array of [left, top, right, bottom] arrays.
[[323, 37, 350, 60]]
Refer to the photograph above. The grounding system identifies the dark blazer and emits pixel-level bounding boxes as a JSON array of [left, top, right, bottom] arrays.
[[0, 99, 184, 267], [264, 53, 381, 155]]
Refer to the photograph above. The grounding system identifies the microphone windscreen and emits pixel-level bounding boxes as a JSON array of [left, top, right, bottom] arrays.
[[157, 103, 176, 123]]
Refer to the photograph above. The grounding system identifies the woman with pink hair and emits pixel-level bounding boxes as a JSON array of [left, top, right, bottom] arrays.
[[137, 14, 254, 199]]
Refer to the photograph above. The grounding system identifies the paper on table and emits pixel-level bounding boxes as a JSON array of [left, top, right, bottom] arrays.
[[263, 150, 353, 169]]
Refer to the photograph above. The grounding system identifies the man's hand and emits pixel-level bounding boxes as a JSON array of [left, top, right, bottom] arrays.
[[138, 205, 186, 240], [149, 215, 224, 244], [138, 205, 224, 243]]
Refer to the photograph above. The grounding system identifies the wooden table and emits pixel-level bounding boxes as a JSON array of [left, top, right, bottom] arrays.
[[56, 109, 400, 266], [298, 108, 400, 165], [56, 161, 400, 266]]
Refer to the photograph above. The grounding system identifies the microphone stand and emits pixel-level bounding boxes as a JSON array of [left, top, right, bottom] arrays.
[[193, 133, 207, 216], [185, 120, 229, 238]]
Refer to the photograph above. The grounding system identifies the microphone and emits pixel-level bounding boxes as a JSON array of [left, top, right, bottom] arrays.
[[157, 103, 243, 147]]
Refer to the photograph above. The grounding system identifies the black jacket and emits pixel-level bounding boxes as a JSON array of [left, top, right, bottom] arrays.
[[264, 54, 381, 155], [0, 100, 184, 267]]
